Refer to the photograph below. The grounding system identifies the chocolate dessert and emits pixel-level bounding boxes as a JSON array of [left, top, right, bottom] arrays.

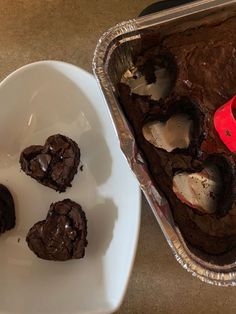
[[26, 199, 87, 261], [20, 134, 80, 192], [118, 17, 236, 258], [0, 184, 15, 234]]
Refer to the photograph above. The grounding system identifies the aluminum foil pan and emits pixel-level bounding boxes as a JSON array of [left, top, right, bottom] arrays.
[[93, 0, 236, 286]]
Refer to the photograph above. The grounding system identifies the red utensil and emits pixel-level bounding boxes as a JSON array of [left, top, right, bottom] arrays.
[[214, 95, 236, 152]]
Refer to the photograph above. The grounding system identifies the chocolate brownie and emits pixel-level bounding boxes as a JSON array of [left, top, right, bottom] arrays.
[[0, 184, 15, 234], [118, 17, 236, 259], [26, 199, 87, 261], [20, 134, 80, 192]]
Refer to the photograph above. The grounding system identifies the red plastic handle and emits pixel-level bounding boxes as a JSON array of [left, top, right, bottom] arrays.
[[214, 95, 236, 152]]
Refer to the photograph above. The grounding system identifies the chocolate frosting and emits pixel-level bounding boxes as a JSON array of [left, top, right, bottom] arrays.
[[119, 17, 236, 260]]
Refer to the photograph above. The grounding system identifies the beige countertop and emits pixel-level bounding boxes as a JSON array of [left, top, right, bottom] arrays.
[[0, 1, 236, 313]]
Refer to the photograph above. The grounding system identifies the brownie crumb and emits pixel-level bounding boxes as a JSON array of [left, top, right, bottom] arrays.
[[226, 130, 231, 137]]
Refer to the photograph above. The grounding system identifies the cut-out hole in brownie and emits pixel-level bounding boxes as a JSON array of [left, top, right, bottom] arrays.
[[121, 55, 176, 101], [142, 114, 192, 152], [173, 164, 222, 214], [122, 66, 171, 101], [142, 97, 205, 156], [173, 154, 236, 217]]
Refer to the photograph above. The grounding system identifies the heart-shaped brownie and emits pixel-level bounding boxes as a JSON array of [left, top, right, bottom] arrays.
[[26, 199, 87, 261], [0, 184, 15, 235], [20, 134, 80, 192]]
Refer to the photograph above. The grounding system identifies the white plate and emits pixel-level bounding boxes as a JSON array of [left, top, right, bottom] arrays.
[[0, 61, 141, 314]]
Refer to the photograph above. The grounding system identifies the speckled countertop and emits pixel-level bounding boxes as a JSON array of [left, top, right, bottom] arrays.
[[0, 1, 236, 313]]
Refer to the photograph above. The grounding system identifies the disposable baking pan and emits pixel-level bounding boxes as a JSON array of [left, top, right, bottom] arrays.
[[93, 0, 236, 285]]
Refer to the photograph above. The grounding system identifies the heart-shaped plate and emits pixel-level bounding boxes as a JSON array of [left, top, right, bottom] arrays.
[[0, 61, 141, 314]]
